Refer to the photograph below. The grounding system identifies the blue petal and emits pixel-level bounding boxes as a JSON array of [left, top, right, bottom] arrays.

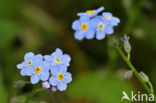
[[105, 26, 114, 34], [35, 54, 43, 60], [59, 66, 67, 74], [26, 66, 34, 76], [80, 16, 90, 23], [40, 72, 49, 81], [96, 6, 104, 13], [111, 17, 120, 26], [31, 74, 40, 84], [102, 12, 112, 17], [96, 31, 106, 40], [51, 66, 59, 76], [85, 30, 95, 39], [49, 76, 58, 86], [90, 17, 100, 29], [52, 48, 63, 57], [74, 31, 85, 40], [62, 54, 71, 66], [64, 72, 72, 83], [41, 61, 51, 71], [20, 68, 27, 76], [17, 62, 25, 69], [44, 55, 53, 62], [77, 12, 86, 16], [58, 82, 67, 91], [72, 20, 81, 30], [33, 59, 43, 68], [24, 52, 35, 61]]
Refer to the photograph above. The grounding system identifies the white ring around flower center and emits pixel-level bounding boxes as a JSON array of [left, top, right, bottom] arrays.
[[105, 16, 111, 20], [98, 22, 105, 30], [27, 61, 32, 66]]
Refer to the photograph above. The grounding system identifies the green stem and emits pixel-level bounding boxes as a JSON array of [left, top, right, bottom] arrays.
[[116, 46, 153, 94], [127, 52, 130, 60], [148, 81, 154, 94]]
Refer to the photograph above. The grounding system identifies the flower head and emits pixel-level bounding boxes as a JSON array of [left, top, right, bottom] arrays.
[[44, 48, 71, 69], [77, 6, 104, 17], [72, 16, 96, 40], [91, 16, 112, 40], [102, 12, 120, 26], [49, 66, 72, 91], [28, 60, 50, 84], [17, 52, 43, 76]]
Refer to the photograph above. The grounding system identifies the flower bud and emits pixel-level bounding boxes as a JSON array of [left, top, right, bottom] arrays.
[[122, 70, 133, 80], [42, 81, 50, 89], [121, 34, 131, 53], [51, 86, 57, 92], [139, 72, 149, 83], [13, 80, 25, 88]]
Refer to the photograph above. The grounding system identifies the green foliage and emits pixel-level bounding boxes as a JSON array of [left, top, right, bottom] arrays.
[[0, 20, 20, 48], [68, 72, 133, 103], [0, 69, 8, 103]]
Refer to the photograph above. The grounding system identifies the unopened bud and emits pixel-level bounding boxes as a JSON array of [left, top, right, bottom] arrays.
[[13, 80, 25, 88], [121, 34, 131, 53], [139, 72, 149, 83], [51, 86, 57, 92], [42, 81, 50, 89], [122, 70, 133, 80]]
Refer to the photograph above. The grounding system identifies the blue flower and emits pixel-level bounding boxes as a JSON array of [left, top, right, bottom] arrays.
[[29, 60, 50, 84], [17, 52, 43, 76], [49, 66, 72, 91], [72, 16, 96, 40], [91, 16, 111, 40], [102, 12, 120, 26], [44, 48, 71, 69], [77, 6, 104, 17]]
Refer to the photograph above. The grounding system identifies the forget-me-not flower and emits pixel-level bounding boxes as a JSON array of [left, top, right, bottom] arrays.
[[44, 48, 71, 69], [17, 52, 43, 76], [91, 16, 111, 40], [28, 60, 50, 84], [77, 6, 104, 17], [72, 16, 96, 40], [102, 12, 120, 26], [49, 66, 72, 91]]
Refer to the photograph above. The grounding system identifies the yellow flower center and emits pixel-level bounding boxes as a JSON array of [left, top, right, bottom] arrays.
[[87, 10, 95, 15], [98, 23, 105, 30], [58, 73, 64, 80], [81, 24, 88, 31], [35, 67, 42, 74], [27, 61, 32, 66], [104, 16, 111, 20], [55, 58, 61, 63]]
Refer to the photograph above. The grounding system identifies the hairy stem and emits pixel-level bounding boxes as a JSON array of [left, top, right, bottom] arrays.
[[116, 46, 153, 95]]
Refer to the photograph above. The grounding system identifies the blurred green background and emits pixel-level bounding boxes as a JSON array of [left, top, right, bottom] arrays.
[[0, 0, 156, 103]]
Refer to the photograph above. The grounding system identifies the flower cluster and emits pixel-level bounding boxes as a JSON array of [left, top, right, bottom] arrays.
[[72, 6, 120, 40], [17, 48, 72, 91]]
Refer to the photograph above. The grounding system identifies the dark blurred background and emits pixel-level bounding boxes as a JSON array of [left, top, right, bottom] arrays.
[[0, 0, 156, 103]]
